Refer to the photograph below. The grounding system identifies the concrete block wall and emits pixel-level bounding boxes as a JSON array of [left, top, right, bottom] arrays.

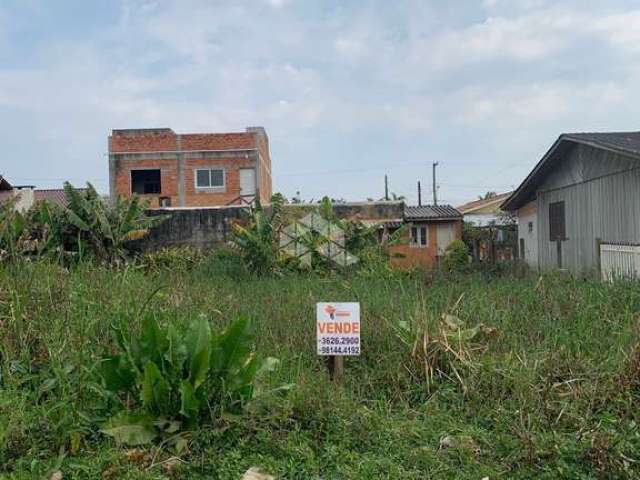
[[136, 201, 406, 250]]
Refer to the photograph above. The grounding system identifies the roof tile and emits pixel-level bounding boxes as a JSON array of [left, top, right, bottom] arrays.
[[404, 205, 462, 220]]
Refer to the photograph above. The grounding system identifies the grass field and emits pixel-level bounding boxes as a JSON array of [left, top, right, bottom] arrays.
[[2, 257, 640, 479]]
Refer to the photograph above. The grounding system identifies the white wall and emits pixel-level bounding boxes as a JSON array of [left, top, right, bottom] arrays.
[[518, 205, 538, 268], [464, 213, 508, 227], [13, 189, 35, 212], [436, 223, 455, 255]]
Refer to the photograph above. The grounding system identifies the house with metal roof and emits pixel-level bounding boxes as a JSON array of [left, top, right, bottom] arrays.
[[502, 131, 640, 275], [288, 201, 464, 269], [387, 204, 463, 269]]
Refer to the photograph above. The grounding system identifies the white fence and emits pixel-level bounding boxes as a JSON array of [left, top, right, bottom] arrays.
[[600, 243, 640, 281]]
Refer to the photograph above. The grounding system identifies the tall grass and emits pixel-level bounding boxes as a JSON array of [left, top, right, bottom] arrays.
[[1, 256, 640, 478]]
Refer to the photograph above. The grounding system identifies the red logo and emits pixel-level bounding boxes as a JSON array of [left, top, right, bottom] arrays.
[[324, 305, 336, 319]]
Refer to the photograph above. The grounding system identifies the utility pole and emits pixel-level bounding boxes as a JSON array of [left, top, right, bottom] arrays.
[[417, 181, 422, 206], [432, 162, 439, 205], [384, 175, 389, 201]]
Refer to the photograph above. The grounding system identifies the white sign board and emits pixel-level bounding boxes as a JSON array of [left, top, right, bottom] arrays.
[[316, 302, 360, 356]]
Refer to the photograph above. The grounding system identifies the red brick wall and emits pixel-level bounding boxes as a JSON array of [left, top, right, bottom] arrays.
[[255, 133, 272, 202], [184, 156, 255, 207], [114, 158, 179, 208], [110, 128, 273, 208], [111, 133, 177, 153], [181, 133, 255, 151], [110, 132, 255, 153]]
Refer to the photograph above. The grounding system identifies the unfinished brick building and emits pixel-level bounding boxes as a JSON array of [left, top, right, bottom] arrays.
[[108, 127, 272, 208]]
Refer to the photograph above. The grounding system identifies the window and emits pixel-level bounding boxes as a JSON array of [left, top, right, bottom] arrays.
[[195, 168, 225, 189], [410, 225, 428, 248], [131, 169, 161, 194], [520, 238, 525, 260], [528, 221, 533, 234], [549, 201, 566, 241]]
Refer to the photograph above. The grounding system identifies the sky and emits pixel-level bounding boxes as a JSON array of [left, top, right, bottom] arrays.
[[1, 0, 640, 206]]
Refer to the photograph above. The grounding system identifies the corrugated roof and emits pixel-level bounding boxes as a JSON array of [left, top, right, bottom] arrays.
[[361, 218, 404, 229], [503, 130, 640, 211], [404, 205, 462, 220], [34, 189, 68, 205], [562, 131, 640, 157], [0, 188, 88, 208]]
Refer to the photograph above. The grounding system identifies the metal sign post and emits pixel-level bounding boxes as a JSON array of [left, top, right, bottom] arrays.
[[316, 302, 360, 382]]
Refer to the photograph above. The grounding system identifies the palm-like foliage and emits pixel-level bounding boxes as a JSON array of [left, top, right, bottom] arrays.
[[0, 182, 162, 265], [229, 194, 285, 274], [100, 314, 282, 446], [61, 182, 159, 264], [231, 194, 399, 273]]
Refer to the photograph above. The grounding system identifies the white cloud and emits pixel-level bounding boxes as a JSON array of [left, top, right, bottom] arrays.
[[265, 0, 289, 8], [2, 0, 640, 202]]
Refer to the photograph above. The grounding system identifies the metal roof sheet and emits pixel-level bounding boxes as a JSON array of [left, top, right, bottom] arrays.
[[503, 130, 640, 211], [404, 205, 462, 220], [562, 131, 640, 157]]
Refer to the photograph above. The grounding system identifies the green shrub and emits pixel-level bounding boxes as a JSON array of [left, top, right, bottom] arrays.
[[141, 246, 207, 272], [100, 314, 283, 447], [442, 239, 469, 272], [197, 248, 249, 278], [0, 197, 28, 262]]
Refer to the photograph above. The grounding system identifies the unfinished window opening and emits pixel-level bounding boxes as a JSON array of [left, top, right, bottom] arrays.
[[549, 201, 566, 241], [131, 169, 161, 194], [195, 168, 225, 190], [410, 225, 428, 248]]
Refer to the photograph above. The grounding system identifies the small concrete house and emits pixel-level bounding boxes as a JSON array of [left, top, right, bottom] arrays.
[[457, 192, 513, 227], [0, 176, 81, 211], [108, 127, 272, 208], [389, 205, 463, 269], [502, 131, 640, 275]]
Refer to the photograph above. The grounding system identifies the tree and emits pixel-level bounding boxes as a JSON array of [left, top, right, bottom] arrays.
[[379, 192, 406, 201], [478, 191, 497, 200]]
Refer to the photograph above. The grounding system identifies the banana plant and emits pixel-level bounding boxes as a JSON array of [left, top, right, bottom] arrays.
[[229, 194, 285, 274], [61, 182, 161, 263]]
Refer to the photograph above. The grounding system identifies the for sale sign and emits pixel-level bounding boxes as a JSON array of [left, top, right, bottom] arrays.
[[316, 302, 360, 356]]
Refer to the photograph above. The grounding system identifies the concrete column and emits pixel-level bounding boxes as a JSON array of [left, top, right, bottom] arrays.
[[176, 134, 185, 207], [246, 126, 267, 203], [108, 136, 117, 205]]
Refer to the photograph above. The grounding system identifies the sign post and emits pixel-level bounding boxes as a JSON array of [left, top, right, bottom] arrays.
[[316, 302, 360, 382]]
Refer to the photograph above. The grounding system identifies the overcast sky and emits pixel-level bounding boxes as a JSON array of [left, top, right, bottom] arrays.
[[1, 0, 639, 205]]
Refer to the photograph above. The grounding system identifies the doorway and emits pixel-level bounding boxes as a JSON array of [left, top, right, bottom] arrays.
[[239, 168, 256, 197]]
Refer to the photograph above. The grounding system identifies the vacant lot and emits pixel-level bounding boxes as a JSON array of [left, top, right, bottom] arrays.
[[1, 258, 640, 479]]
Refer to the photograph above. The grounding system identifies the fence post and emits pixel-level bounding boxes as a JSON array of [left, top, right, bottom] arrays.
[[595, 237, 602, 279]]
